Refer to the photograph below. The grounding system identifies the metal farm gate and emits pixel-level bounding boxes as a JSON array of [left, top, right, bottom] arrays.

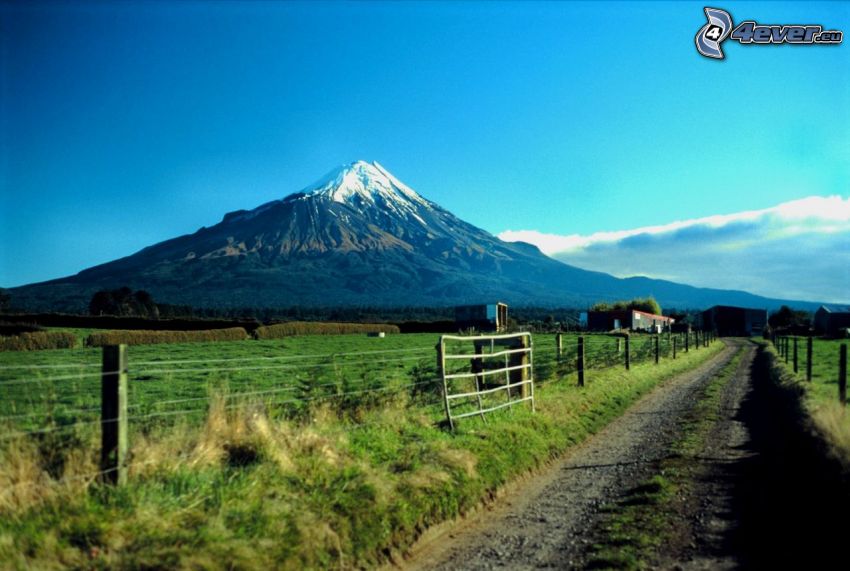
[[438, 332, 534, 429]]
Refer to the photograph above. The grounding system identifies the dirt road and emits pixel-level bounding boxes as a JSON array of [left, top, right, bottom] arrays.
[[402, 340, 744, 570], [402, 339, 850, 570]]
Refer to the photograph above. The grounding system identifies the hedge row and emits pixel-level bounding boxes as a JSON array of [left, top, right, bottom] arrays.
[[0, 313, 261, 333], [253, 322, 400, 339], [85, 327, 250, 347], [0, 331, 77, 351], [0, 321, 45, 336]]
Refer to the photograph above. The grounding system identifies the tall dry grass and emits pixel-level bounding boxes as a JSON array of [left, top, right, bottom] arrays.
[[811, 402, 850, 468], [0, 433, 98, 513], [0, 391, 354, 518]]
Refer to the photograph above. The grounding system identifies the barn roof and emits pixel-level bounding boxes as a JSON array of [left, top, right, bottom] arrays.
[[589, 309, 673, 322], [820, 304, 850, 314], [704, 305, 766, 313], [632, 309, 673, 321]]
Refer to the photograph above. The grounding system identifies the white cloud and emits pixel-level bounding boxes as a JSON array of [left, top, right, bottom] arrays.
[[499, 196, 850, 304]]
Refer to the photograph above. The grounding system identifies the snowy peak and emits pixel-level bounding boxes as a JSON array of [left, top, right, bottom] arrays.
[[222, 160, 437, 226], [293, 160, 431, 209]]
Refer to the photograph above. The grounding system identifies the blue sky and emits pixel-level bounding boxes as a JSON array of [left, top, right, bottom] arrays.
[[1, 1, 848, 302]]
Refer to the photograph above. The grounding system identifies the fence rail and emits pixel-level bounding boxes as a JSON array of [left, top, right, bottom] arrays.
[[439, 332, 534, 429]]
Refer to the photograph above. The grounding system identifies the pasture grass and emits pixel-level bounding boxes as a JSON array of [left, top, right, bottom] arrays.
[[0, 331, 722, 569]]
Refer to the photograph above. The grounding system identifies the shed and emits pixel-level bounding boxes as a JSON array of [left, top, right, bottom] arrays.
[[586, 310, 674, 333], [700, 305, 767, 336], [455, 302, 508, 332], [813, 305, 850, 336]]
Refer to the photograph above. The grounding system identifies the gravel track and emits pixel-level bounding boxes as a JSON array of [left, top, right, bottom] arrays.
[[668, 340, 756, 570], [402, 341, 740, 570]]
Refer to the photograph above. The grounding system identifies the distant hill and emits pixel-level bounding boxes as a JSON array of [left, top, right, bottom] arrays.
[[8, 161, 820, 313]]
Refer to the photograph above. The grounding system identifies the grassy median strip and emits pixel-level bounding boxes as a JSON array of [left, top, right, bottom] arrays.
[[0, 340, 723, 569], [586, 342, 745, 570]]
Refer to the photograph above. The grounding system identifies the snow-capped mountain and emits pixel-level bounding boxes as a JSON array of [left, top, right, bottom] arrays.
[[9, 161, 813, 311], [209, 159, 491, 257]]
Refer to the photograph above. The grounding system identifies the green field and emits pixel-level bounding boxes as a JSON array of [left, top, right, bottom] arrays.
[[0, 333, 442, 435], [774, 337, 847, 404], [0, 330, 720, 569], [0, 331, 693, 433]]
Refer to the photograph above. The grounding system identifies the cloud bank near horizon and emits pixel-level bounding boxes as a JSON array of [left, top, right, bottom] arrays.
[[499, 196, 850, 305]]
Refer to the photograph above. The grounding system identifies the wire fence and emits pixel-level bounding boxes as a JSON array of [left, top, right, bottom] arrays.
[[0, 330, 717, 486], [0, 343, 436, 411], [771, 335, 848, 405], [1, 348, 440, 417]]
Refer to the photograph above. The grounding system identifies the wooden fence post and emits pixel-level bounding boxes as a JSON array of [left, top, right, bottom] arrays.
[[806, 336, 813, 382], [785, 337, 789, 364], [685, 331, 689, 353], [673, 336, 677, 359], [101, 344, 128, 485], [654, 335, 659, 364], [556, 332, 563, 362], [839, 344, 847, 406], [624, 336, 631, 371], [577, 336, 585, 387], [793, 337, 799, 373]]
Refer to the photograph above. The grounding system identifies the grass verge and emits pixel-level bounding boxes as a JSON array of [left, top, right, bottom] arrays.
[[0, 340, 724, 569], [765, 340, 850, 469]]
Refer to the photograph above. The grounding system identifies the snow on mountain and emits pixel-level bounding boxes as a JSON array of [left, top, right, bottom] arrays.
[[285, 160, 433, 227], [225, 161, 433, 227], [299, 160, 430, 206]]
